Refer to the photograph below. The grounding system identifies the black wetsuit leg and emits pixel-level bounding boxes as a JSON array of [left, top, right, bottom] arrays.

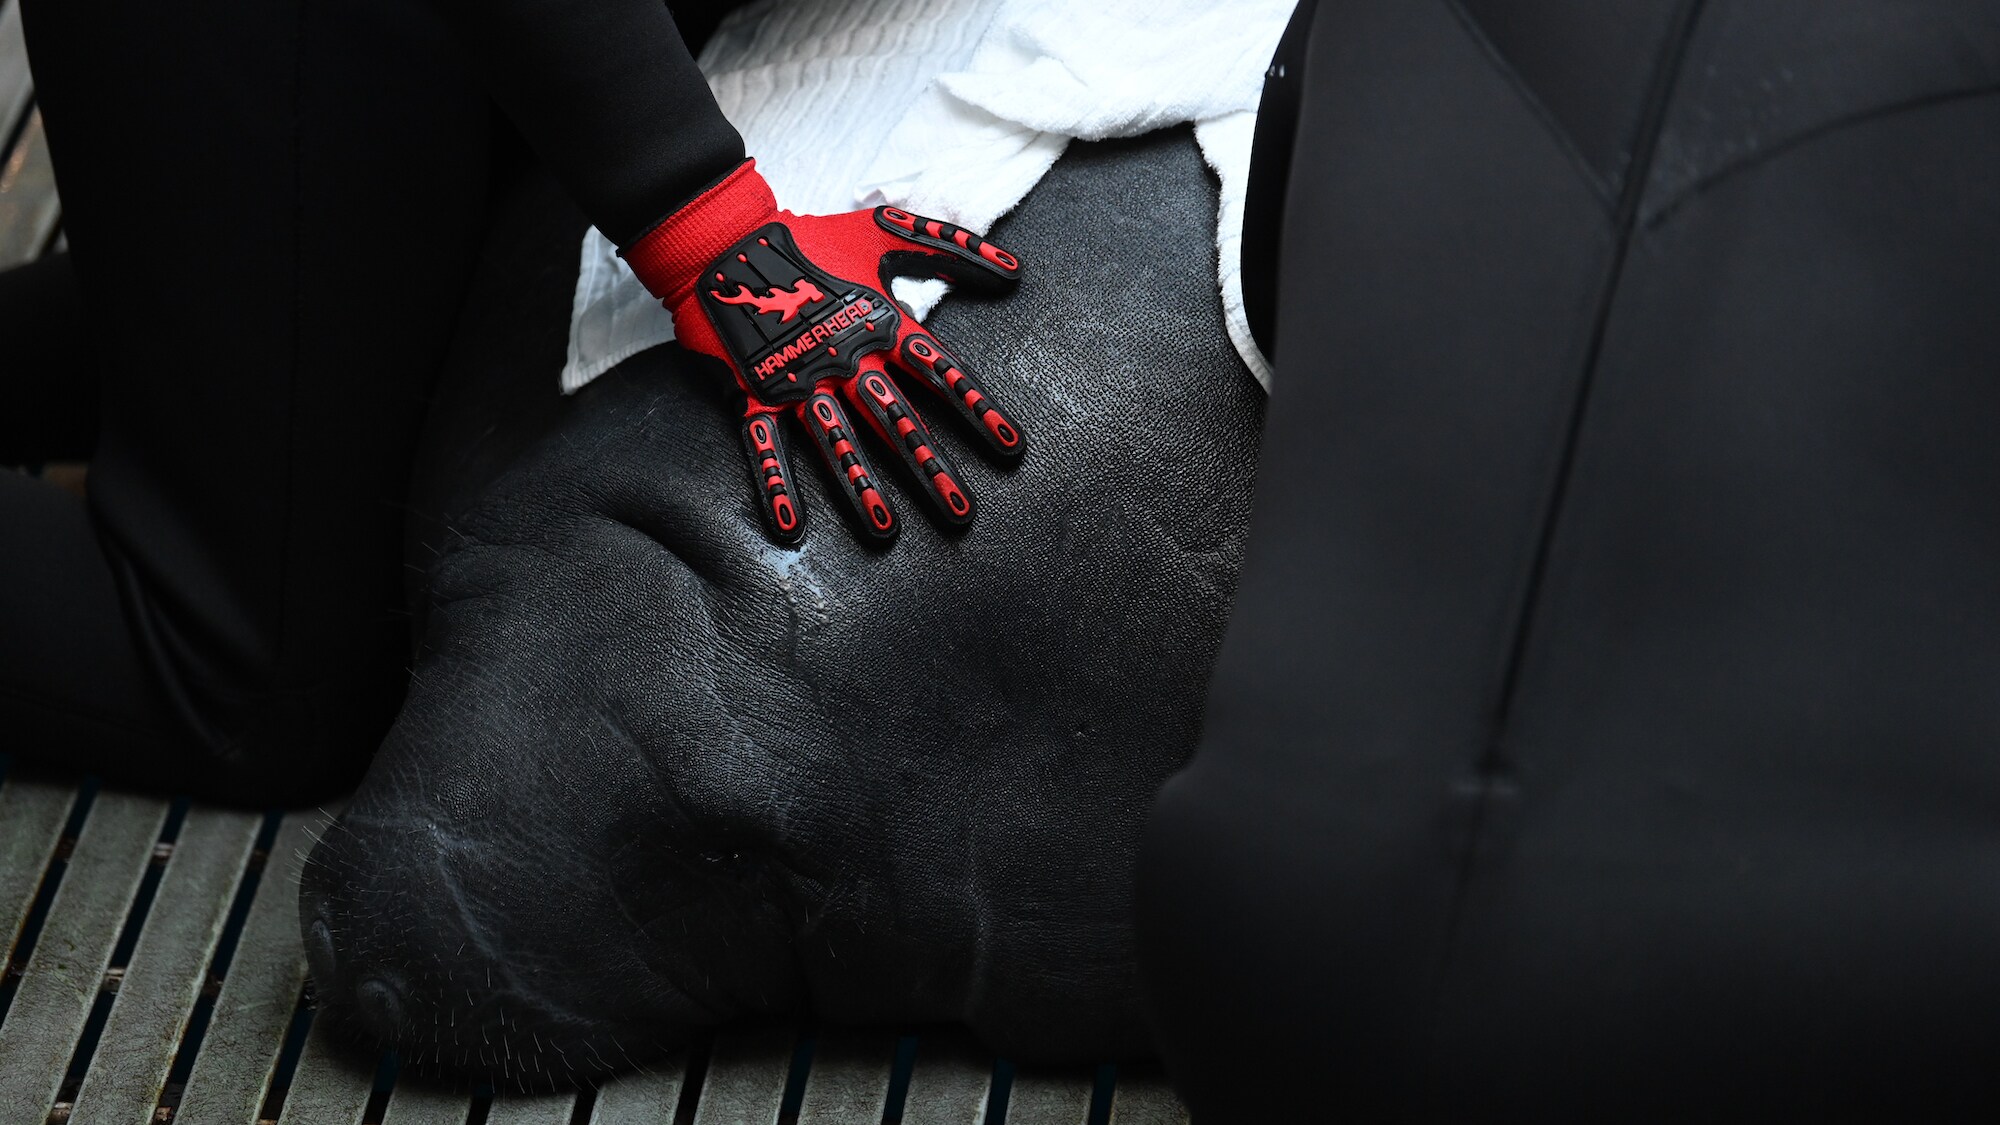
[[0, 0, 747, 803], [1140, 0, 2000, 1118], [0, 252, 95, 462], [1, 0, 493, 803]]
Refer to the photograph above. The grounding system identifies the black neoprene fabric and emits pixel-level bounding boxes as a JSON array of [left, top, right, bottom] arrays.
[[1140, 0, 2000, 1119], [0, 0, 744, 802], [0, 253, 93, 462], [428, 0, 745, 246], [1239, 0, 1315, 362]]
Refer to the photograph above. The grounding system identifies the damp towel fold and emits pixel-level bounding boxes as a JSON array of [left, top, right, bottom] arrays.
[[562, 0, 1292, 394]]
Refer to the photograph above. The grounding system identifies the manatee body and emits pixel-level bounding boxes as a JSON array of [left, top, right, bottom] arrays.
[[298, 129, 1264, 1083]]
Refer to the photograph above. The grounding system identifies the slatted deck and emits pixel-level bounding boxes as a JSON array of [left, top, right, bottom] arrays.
[[0, 768, 1186, 1125], [0, 5, 1190, 1120]]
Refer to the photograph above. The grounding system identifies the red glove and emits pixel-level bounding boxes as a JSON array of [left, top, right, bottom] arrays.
[[624, 159, 1026, 546]]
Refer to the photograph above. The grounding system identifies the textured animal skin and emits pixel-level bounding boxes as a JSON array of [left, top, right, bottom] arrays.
[[298, 129, 1264, 1084]]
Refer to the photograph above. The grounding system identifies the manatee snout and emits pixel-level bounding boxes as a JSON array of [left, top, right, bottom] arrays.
[[296, 683, 795, 1087]]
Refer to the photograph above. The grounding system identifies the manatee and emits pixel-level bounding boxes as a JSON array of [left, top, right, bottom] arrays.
[[298, 128, 1266, 1085]]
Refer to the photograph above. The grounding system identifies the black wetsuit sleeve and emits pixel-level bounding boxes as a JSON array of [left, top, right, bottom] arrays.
[[431, 0, 747, 247]]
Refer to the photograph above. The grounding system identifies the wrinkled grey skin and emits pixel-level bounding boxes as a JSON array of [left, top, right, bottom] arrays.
[[298, 130, 1264, 1087]]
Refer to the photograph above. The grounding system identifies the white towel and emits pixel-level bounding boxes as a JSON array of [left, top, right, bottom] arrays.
[[562, 0, 1291, 394]]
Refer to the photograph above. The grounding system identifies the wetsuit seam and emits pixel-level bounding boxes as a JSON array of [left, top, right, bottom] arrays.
[[1438, 0, 1615, 214], [1422, 0, 1709, 1092], [1644, 82, 2000, 230]]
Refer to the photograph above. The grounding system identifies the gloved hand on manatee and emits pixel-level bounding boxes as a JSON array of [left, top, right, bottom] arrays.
[[297, 129, 1265, 1085], [620, 157, 1029, 544]]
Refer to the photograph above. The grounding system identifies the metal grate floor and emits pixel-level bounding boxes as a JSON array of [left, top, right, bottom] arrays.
[[0, 3, 1189, 1119], [0, 770, 1188, 1124]]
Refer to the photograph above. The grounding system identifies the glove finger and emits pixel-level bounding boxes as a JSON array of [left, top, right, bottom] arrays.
[[798, 391, 898, 542], [874, 206, 1022, 295], [895, 328, 1026, 460], [740, 409, 805, 545], [846, 358, 976, 526]]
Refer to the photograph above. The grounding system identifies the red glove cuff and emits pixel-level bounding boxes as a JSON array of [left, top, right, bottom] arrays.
[[622, 159, 779, 304]]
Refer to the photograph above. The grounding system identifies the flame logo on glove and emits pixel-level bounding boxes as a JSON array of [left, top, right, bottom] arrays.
[[711, 279, 826, 323], [638, 183, 1026, 546]]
